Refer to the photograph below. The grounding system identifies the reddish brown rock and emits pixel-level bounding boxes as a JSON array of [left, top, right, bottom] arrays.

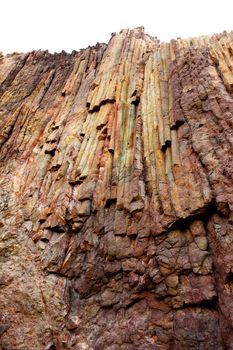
[[0, 28, 233, 349]]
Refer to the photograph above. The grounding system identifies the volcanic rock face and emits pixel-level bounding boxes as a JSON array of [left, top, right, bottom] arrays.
[[0, 27, 233, 349]]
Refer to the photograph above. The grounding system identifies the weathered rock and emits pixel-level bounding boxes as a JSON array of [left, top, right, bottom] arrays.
[[0, 27, 233, 349]]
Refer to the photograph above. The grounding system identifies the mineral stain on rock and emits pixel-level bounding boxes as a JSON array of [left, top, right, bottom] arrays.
[[0, 27, 233, 349]]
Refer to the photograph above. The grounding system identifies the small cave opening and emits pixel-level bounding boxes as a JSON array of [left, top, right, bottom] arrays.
[[226, 270, 233, 284]]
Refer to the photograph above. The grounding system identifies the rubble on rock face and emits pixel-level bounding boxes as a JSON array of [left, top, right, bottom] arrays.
[[0, 27, 233, 349]]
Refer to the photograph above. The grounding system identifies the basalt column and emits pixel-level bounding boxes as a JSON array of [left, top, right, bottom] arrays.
[[0, 28, 233, 350]]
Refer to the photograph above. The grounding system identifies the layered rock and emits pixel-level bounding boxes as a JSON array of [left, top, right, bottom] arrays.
[[0, 27, 233, 349]]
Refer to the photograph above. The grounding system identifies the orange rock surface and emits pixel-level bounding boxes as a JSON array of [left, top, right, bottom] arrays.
[[0, 28, 233, 349]]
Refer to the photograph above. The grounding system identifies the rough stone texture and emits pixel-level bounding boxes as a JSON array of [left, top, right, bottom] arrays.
[[0, 27, 233, 349]]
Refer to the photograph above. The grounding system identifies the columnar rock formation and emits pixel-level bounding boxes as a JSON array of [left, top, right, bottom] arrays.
[[0, 27, 233, 349]]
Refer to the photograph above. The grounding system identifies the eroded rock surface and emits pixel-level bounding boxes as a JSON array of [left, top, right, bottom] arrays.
[[0, 27, 233, 349]]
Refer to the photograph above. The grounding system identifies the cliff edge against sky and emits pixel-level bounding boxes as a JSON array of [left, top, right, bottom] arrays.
[[0, 28, 233, 349]]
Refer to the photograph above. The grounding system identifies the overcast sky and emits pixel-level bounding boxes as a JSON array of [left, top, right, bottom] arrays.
[[1, 0, 233, 54]]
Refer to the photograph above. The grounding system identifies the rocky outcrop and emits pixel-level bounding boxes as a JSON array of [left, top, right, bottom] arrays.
[[0, 27, 233, 349]]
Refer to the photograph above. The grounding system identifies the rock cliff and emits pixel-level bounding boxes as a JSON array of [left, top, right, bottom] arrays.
[[0, 27, 233, 349]]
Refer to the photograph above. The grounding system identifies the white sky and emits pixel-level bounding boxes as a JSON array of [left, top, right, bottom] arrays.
[[1, 0, 233, 54]]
